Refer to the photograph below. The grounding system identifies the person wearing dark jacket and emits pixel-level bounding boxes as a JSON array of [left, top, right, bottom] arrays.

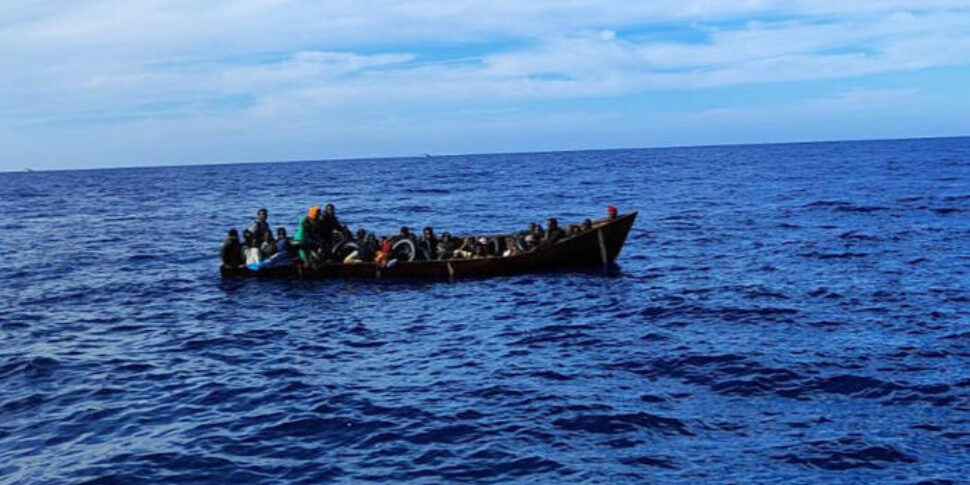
[[419, 226, 438, 260], [248, 208, 271, 243], [320, 204, 344, 243], [220, 229, 244, 267], [543, 218, 565, 246]]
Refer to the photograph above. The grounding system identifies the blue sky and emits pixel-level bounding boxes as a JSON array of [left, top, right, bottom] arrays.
[[1, 1, 969, 171]]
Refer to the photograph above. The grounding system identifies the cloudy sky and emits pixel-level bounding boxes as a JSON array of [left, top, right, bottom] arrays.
[[2, 1, 969, 170]]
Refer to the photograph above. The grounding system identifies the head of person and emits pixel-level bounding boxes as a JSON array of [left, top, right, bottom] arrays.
[[308, 205, 321, 220], [441, 232, 452, 243], [228, 228, 239, 241], [242, 229, 254, 245], [423, 226, 434, 239], [528, 222, 537, 232], [400, 226, 411, 238], [365, 233, 376, 244], [356, 228, 367, 240], [531, 223, 542, 236], [524, 234, 535, 247], [607, 205, 618, 219], [381, 239, 393, 253], [277, 227, 287, 239], [324, 204, 336, 217], [547, 218, 559, 231], [257, 208, 268, 222]]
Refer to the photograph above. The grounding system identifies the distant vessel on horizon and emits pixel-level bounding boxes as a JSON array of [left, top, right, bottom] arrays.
[[22, 168, 33, 172]]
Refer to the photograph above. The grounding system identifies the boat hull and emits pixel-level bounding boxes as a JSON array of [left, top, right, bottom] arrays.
[[221, 212, 637, 280]]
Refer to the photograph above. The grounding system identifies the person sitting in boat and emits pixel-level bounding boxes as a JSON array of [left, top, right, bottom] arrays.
[[522, 234, 537, 251], [220, 229, 244, 268], [398, 226, 415, 242], [473, 242, 490, 259], [476, 237, 494, 256], [260, 232, 277, 259], [581, 219, 593, 232], [529, 222, 545, 242], [418, 226, 438, 260], [359, 234, 379, 262], [275, 227, 292, 258], [375, 238, 396, 267], [542, 218, 565, 246], [248, 208, 271, 243], [242, 229, 262, 266], [502, 236, 520, 257], [436, 232, 456, 259], [340, 229, 366, 263], [343, 233, 379, 263], [453, 237, 476, 259]]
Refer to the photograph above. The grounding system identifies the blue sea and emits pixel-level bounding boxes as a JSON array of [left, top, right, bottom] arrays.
[[1, 137, 969, 484]]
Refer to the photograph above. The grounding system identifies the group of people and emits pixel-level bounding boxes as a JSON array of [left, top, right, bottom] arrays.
[[220, 208, 295, 269], [221, 204, 603, 269]]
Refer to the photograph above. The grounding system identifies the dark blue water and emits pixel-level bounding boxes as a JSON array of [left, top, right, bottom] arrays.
[[2, 137, 969, 484]]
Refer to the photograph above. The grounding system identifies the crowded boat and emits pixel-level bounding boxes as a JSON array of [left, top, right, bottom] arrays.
[[221, 204, 619, 271]]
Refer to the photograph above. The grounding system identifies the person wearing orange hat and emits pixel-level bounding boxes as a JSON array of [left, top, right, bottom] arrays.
[[294, 205, 322, 264]]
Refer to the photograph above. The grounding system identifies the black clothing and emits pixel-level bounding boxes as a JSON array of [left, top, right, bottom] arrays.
[[418, 237, 438, 260], [248, 220, 270, 242], [221, 238, 244, 267], [357, 240, 378, 262], [543, 229, 566, 246], [303, 218, 328, 247], [320, 214, 342, 240]]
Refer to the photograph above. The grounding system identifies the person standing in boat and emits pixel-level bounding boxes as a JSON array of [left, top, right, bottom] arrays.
[[294, 205, 321, 264], [320, 204, 344, 245], [248, 208, 271, 243]]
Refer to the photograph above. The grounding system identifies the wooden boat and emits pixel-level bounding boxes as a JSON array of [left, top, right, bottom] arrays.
[[221, 211, 637, 280]]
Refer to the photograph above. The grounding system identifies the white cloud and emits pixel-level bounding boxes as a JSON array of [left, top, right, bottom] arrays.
[[1, 1, 969, 168]]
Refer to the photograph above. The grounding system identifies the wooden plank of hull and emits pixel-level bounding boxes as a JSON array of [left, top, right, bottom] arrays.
[[221, 211, 637, 280]]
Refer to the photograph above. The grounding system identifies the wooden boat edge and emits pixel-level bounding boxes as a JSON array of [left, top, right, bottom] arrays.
[[221, 211, 637, 280]]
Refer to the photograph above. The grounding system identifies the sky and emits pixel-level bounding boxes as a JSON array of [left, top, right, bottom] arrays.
[[2, 1, 970, 171]]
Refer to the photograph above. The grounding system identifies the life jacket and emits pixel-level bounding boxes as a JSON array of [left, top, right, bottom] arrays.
[[374, 240, 394, 267]]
